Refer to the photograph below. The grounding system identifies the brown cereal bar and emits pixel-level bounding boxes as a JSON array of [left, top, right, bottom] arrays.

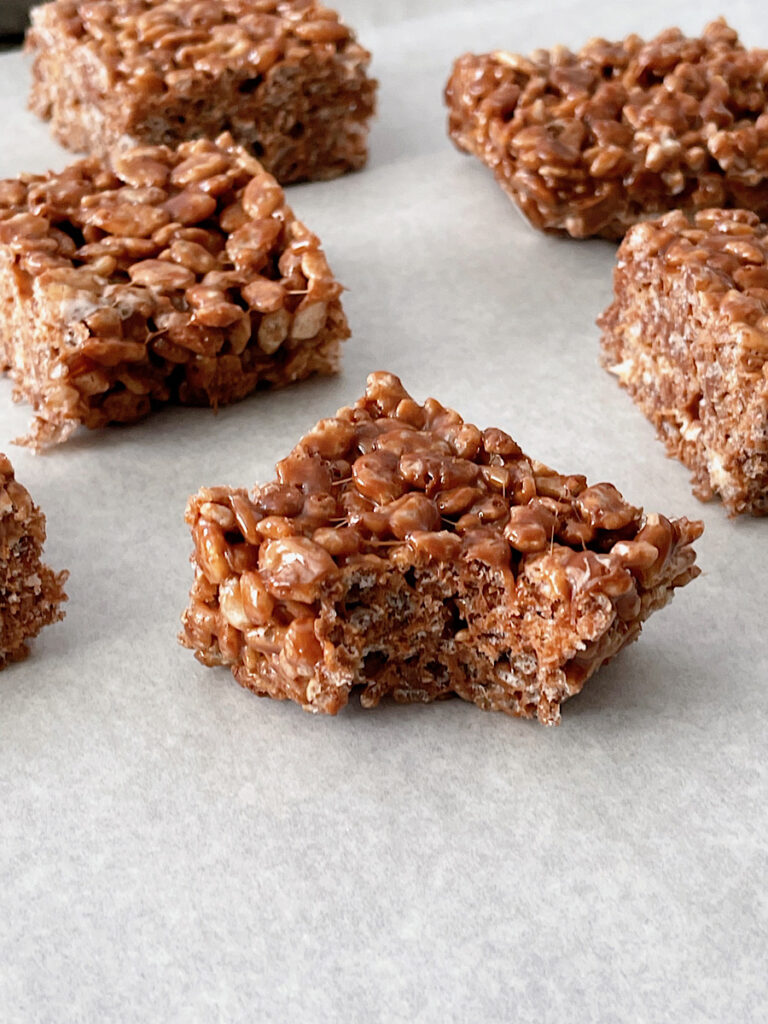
[[27, 0, 376, 185], [0, 454, 67, 668], [445, 19, 768, 239], [180, 372, 702, 725], [0, 133, 349, 449], [599, 208, 768, 516]]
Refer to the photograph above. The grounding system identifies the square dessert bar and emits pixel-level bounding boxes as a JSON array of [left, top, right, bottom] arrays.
[[445, 19, 768, 239], [27, 0, 377, 185], [600, 208, 768, 516], [0, 133, 349, 449], [180, 372, 702, 725], [0, 454, 67, 668]]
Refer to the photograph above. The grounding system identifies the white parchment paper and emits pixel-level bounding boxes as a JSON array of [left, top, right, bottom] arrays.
[[0, 2, 766, 1021]]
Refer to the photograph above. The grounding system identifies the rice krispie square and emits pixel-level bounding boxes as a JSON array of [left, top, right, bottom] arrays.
[[28, 0, 377, 185], [0, 133, 349, 448], [181, 372, 702, 724]]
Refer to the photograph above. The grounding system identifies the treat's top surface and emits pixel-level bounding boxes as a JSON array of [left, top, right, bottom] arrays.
[[448, 18, 768, 204], [0, 131, 341, 338], [30, 0, 367, 82], [190, 373, 702, 607], [621, 208, 768, 347]]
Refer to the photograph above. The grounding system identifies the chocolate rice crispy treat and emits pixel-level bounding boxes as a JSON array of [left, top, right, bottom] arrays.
[[445, 19, 768, 239], [599, 208, 768, 516], [0, 133, 349, 449], [0, 454, 67, 668], [180, 372, 702, 725], [27, 0, 376, 185]]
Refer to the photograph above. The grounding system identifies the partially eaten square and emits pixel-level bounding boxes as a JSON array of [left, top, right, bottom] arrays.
[[599, 208, 768, 515], [0, 455, 67, 669], [0, 133, 348, 449], [180, 373, 702, 724]]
